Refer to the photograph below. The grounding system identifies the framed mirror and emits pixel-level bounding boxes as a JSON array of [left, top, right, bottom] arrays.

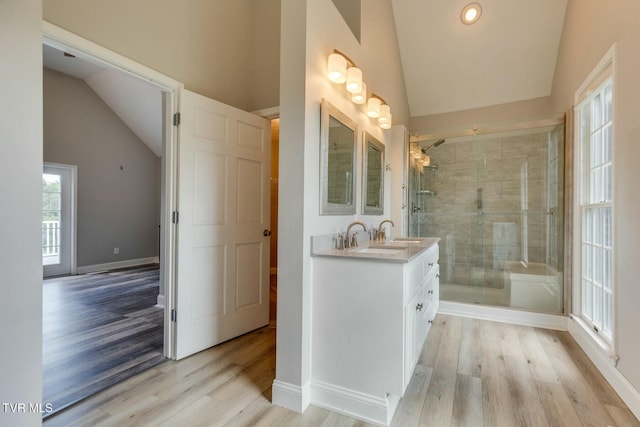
[[320, 99, 358, 215], [362, 132, 385, 215]]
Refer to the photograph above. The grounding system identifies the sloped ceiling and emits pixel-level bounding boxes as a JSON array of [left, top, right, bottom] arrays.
[[43, 0, 568, 129], [392, 0, 568, 117], [42, 44, 163, 157]]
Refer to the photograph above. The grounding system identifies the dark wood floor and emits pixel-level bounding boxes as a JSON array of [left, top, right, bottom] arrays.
[[43, 265, 165, 417]]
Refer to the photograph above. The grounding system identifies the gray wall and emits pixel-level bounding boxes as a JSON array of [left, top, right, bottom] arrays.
[[44, 68, 161, 268], [0, 1, 43, 425], [44, 0, 281, 112]]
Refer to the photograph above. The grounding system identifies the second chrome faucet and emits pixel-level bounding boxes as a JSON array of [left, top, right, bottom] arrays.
[[344, 221, 367, 248], [373, 219, 395, 240]]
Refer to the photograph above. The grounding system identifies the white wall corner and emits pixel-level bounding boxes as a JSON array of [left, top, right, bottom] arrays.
[[567, 317, 640, 420], [310, 380, 395, 426], [271, 379, 311, 413]]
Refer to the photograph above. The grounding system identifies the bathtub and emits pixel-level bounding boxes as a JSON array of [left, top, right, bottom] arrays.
[[506, 261, 562, 313]]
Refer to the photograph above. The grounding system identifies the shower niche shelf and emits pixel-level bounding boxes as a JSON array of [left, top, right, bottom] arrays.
[[423, 164, 438, 170], [416, 190, 437, 196]]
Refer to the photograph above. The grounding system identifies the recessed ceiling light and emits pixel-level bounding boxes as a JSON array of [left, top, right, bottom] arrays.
[[461, 3, 482, 25]]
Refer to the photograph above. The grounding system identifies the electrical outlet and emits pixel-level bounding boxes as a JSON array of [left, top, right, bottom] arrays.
[[114, 247, 119, 254]]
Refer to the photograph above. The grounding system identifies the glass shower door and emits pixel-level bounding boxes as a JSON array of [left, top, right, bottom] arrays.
[[407, 124, 565, 314]]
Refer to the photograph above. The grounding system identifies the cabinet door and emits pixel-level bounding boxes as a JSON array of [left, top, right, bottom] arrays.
[[404, 291, 418, 385], [405, 286, 428, 385]]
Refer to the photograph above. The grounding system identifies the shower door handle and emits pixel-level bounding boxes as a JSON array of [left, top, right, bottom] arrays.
[[411, 203, 421, 214]]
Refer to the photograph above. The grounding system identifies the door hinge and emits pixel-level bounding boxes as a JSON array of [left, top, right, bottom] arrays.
[[171, 309, 177, 323], [173, 112, 181, 126], [172, 211, 179, 224]]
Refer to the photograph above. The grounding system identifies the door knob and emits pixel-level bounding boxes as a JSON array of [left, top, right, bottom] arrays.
[[263, 229, 272, 237]]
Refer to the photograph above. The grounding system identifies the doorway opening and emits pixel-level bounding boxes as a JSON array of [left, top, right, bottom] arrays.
[[42, 22, 180, 416], [269, 118, 279, 327], [42, 21, 278, 418]]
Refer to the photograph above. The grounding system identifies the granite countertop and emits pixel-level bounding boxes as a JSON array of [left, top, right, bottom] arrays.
[[312, 237, 440, 263]]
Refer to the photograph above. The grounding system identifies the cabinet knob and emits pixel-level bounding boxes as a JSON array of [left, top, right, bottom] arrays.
[[436, 273, 440, 278], [428, 290, 433, 295], [428, 262, 434, 267], [428, 320, 433, 324], [416, 303, 423, 311]]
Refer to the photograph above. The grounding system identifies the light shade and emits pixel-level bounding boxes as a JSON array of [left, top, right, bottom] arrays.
[[378, 104, 391, 125], [379, 113, 392, 129], [346, 67, 363, 93], [461, 3, 482, 25], [351, 82, 367, 104], [367, 97, 381, 118], [328, 53, 347, 83]]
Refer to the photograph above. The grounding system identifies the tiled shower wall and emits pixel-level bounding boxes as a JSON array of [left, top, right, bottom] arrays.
[[409, 126, 564, 289]]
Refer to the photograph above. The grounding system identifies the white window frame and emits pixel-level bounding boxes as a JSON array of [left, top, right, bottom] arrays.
[[572, 44, 616, 354]]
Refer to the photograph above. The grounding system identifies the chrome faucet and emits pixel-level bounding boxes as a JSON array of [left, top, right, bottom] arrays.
[[376, 219, 395, 240], [345, 221, 367, 248]]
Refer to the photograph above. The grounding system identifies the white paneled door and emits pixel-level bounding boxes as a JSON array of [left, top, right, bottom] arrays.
[[175, 90, 271, 359]]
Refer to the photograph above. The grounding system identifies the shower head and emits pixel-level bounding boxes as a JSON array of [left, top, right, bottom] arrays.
[[422, 138, 446, 153]]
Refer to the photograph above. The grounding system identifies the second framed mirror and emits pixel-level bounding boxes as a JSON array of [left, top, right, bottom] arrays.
[[362, 132, 385, 215]]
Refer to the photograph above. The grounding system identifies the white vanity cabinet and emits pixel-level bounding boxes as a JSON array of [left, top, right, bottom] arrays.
[[403, 244, 439, 385], [311, 239, 439, 426]]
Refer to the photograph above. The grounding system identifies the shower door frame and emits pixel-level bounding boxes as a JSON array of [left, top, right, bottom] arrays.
[[407, 114, 567, 312]]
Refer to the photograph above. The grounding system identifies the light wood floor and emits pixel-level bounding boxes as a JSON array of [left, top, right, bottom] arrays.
[[43, 314, 639, 427]]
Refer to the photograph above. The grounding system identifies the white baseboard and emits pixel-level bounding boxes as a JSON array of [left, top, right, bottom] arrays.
[[568, 317, 640, 420], [439, 301, 567, 331], [156, 294, 165, 308], [310, 380, 396, 426], [76, 257, 159, 274], [271, 380, 310, 413]]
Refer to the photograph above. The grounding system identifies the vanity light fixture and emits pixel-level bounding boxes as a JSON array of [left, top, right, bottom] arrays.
[[346, 67, 363, 93], [327, 49, 361, 90], [369, 93, 391, 130], [327, 50, 393, 130], [328, 52, 348, 83], [378, 104, 392, 129], [352, 82, 367, 104], [366, 97, 381, 118], [461, 2, 482, 25]]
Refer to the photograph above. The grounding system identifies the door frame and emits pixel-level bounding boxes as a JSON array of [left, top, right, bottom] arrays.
[[43, 162, 77, 277], [43, 21, 183, 359]]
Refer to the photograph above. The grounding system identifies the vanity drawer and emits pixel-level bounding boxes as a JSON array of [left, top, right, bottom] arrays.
[[422, 245, 439, 277], [405, 244, 439, 302], [406, 254, 426, 301]]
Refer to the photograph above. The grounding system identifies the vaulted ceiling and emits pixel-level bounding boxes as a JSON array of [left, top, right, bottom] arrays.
[[43, 0, 569, 131], [43, 44, 163, 157], [391, 0, 568, 117]]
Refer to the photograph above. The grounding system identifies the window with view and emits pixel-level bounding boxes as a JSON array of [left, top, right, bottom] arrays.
[[574, 46, 614, 345]]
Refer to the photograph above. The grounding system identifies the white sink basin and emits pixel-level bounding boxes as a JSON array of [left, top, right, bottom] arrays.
[[388, 238, 424, 244], [355, 246, 407, 255]]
